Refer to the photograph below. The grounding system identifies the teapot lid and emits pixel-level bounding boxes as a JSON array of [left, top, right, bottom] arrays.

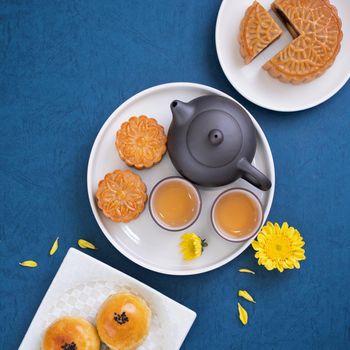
[[187, 109, 242, 167]]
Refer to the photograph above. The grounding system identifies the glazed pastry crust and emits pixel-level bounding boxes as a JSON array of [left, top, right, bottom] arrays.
[[96, 293, 151, 350], [239, 1, 282, 64], [41, 316, 100, 350], [96, 169, 147, 223], [116, 115, 167, 169], [263, 0, 343, 83]]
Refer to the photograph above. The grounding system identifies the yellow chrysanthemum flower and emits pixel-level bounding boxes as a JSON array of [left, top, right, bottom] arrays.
[[252, 222, 305, 272], [180, 233, 207, 260]]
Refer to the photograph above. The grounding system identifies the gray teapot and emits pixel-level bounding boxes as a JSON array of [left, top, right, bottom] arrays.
[[167, 95, 271, 191]]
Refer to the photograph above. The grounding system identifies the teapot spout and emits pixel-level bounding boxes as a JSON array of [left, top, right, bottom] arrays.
[[170, 100, 193, 126]]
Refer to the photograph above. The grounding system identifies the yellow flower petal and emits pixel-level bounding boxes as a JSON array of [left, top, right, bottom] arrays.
[[49, 237, 59, 256], [292, 241, 305, 248], [238, 290, 256, 303], [294, 251, 306, 259], [259, 256, 268, 265], [276, 262, 284, 272], [19, 260, 38, 268], [238, 268, 255, 274], [281, 222, 289, 233], [237, 302, 248, 325], [285, 259, 294, 269], [257, 234, 266, 243], [251, 241, 260, 251], [78, 239, 97, 250], [266, 261, 274, 270]]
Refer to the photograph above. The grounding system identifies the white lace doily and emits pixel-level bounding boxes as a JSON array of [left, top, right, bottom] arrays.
[[44, 280, 167, 350]]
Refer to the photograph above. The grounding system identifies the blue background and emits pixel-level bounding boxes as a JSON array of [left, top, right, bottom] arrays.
[[1, 0, 349, 349]]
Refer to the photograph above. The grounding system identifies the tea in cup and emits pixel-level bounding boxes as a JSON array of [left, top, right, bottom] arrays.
[[211, 188, 263, 242], [149, 177, 201, 231]]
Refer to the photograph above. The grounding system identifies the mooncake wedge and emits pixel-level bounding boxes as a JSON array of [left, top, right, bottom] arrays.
[[239, 1, 282, 64]]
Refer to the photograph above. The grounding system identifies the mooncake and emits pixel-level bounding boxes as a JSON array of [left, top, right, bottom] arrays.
[[263, 0, 342, 83], [96, 169, 147, 223], [116, 115, 167, 169]]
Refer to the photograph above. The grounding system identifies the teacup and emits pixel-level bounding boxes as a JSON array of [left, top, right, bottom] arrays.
[[149, 177, 202, 231], [211, 188, 263, 242]]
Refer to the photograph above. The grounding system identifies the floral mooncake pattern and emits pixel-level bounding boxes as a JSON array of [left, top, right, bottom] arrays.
[[116, 115, 167, 169], [239, 1, 282, 64], [263, 0, 343, 83], [96, 170, 147, 223]]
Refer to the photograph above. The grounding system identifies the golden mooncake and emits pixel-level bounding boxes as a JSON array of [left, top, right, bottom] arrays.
[[240, 1, 282, 64], [96, 169, 147, 223], [263, 0, 343, 83], [41, 316, 100, 350], [116, 115, 167, 169], [96, 293, 151, 350]]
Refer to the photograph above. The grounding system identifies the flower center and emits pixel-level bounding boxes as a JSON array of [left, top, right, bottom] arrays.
[[118, 191, 126, 200], [265, 235, 292, 260], [136, 137, 146, 147]]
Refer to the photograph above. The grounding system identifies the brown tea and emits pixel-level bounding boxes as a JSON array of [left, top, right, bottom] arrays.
[[213, 190, 262, 238], [152, 179, 200, 229]]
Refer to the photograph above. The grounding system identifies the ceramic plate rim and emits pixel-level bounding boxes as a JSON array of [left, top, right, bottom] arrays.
[[87, 82, 275, 275], [215, 0, 350, 112]]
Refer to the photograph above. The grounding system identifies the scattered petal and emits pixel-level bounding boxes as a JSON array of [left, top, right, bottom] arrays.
[[238, 302, 248, 325], [238, 268, 255, 274], [49, 237, 59, 256], [19, 260, 38, 268], [238, 290, 256, 303], [78, 239, 97, 250]]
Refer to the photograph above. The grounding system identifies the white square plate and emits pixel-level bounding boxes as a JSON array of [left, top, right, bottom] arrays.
[[19, 248, 196, 350]]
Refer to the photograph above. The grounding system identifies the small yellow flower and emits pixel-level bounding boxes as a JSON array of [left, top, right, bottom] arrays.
[[179, 233, 207, 260], [252, 222, 305, 272]]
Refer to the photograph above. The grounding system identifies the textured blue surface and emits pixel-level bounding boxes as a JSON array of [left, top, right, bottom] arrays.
[[1, 0, 349, 349]]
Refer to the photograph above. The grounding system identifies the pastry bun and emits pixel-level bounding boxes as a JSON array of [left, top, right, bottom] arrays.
[[96, 292, 151, 350], [41, 316, 100, 350]]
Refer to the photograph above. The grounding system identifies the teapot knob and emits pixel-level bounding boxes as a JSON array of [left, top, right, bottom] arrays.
[[208, 129, 223, 145]]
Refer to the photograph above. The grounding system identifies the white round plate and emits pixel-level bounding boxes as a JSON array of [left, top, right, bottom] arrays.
[[216, 0, 350, 112], [87, 83, 275, 275]]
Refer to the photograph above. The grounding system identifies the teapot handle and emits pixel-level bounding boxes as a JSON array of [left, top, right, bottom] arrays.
[[238, 158, 272, 191]]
